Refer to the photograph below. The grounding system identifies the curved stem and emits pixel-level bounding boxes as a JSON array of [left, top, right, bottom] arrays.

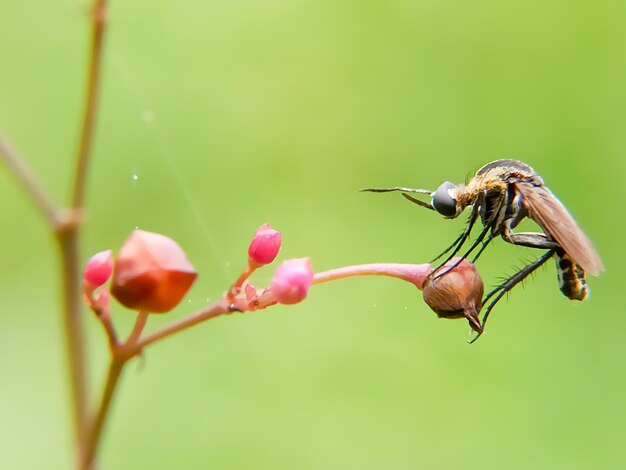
[[99, 309, 119, 351], [138, 263, 432, 350], [313, 262, 432, 289]]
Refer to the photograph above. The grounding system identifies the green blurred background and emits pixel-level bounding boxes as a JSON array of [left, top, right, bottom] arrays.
[[1, 0, 625, 468]]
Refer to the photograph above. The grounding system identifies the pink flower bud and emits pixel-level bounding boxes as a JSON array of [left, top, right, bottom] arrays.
[[111, 230, 198, 313], [248, 223, 282, 268], [270, 258, 314, 305], [83, 250, 114, 289]]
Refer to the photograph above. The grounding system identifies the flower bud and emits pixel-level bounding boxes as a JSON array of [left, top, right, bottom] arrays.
[[270, 258, 314, 305], [110, 230, 198, 313], [248, 223, 282, 268], [83, 250, 114, 292], [422, 257, 484, 332]]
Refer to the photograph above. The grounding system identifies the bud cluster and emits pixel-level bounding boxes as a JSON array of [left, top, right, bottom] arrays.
[[82, 224, 316, 322], [83, 230, 198, 314], [230, 224, 314, 309], [82, 225, 486, 347]]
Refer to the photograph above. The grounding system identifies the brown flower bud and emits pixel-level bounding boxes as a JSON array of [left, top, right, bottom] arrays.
[[422, 257, 484, 333], [111, 230, 198, 313]]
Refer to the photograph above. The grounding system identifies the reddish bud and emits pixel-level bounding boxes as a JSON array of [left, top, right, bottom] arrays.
[[110, 230, 198, 313], [248, 223, 282, 268], [270, 258, 314, 305], [83, 250, 114, 291], [422, 258, 484, 333]]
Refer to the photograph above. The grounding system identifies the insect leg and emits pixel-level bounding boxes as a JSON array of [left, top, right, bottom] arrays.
[[433, 190, 506, 278], [430, 203, 480, 263], [431, 222, 494, 279], [504, 225, 588, 300], [468, 249, 556, 343], [471, 232, 497, 262], [503, 231, 559, 250], [469, 188, 513, 263]]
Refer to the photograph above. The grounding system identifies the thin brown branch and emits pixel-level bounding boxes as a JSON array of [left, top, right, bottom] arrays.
[[136, 263, 432, 352], [88, 299, 119, 350], [2, 0, 109, 467], [83, 301, 234, 464], [56, 229, 90, 452], [100, 313, 119, 350], [0, 133, 60, 226], [66, 1, 109, 460], [71, 0, 107, 209], [137, 299, 232, 350], [80, 358, 124, 470], [80, 312, 146, 468], [80, 261, 424, 465]]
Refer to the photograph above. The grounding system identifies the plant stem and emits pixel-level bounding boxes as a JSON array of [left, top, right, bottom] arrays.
[[313, 262, 432, 289], [81, 358, 124, 469], [136, 263, 432, 351], [4, 0, 114, 466], [81, 313, 146, 468], [127, 311, 149, 345], [72, 0, 107, 209], [56, 228, 90, 450], [97, 308, 119, 350], [68, 0, 108, 458], [79, 261, 434, 464], [137, 299, 232, 350], [227, 264, 255, 301], [0, 133, 59, 226]]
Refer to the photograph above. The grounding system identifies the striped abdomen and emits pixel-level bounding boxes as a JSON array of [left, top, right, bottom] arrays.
[[554, 249, 588, 301]]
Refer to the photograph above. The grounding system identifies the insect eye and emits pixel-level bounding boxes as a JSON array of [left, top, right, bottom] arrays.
[[432, 182, 458, 217]]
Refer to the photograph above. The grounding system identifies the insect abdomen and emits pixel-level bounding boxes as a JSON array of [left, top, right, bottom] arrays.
[[554, 249, 588, 301]]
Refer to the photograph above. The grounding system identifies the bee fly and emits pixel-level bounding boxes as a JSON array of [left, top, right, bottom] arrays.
[[365, 159, 604, 339]]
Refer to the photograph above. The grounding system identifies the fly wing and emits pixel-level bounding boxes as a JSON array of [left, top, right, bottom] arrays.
[[516, 182, 604, 276]]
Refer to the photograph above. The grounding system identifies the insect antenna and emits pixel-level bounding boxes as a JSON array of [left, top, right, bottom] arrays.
[[361, 187, 434, 211], [400, 193, 434, 210]]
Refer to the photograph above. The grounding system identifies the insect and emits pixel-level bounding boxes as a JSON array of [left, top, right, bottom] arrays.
[[365, 159, 603, 339]]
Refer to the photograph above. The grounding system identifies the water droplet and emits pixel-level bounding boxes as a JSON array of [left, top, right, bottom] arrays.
[[131, 173, 139, 182], [225, 261, 231, 268]]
